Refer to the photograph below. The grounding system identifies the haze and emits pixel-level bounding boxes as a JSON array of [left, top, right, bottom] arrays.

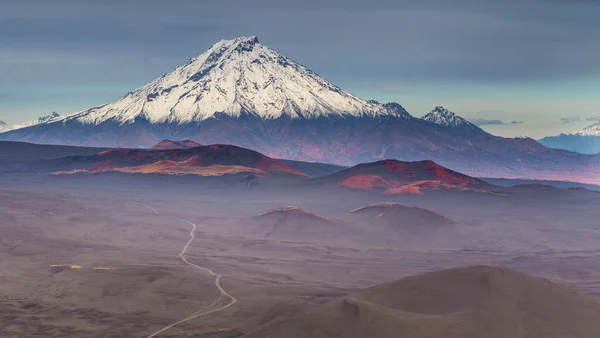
[[1, 2, 600, 338]]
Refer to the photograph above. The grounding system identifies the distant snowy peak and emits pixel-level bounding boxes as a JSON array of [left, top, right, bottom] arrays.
[[422, 106, 483, 132], [570, 122, 600, 136], [64, 36, 411, 125]]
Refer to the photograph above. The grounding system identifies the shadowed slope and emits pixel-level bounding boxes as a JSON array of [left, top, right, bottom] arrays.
[[0, 141, 109, 161], [243, 266, 600, 338]]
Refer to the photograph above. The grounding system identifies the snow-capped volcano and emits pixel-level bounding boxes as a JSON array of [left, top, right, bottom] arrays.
[[2, 36, 597, 183], [62, 36, 408, 125], [422, 106, 483, 133], [570, 122, 600, 136]]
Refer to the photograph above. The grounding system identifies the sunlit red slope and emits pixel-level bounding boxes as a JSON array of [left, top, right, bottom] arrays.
[[320, 159, 493, 194], [51, 144, 308, 177]]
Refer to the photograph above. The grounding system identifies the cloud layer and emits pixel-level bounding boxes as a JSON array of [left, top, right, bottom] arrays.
[[468, 118, 524, 126]]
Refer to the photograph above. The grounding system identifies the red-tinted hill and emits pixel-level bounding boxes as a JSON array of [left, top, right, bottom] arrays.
[[151, 139, 202, 150], [320, 159, 493, 195], [50, 144, 308, 177]]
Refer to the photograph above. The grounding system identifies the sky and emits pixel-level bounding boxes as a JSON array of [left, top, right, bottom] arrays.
[[1, 0, 599, 138]]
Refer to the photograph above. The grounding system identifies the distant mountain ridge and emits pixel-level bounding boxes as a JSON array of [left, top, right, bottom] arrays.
[[540, 121, 600, 154], [571, 122, 600, 137], [1, 36, 600, 183]]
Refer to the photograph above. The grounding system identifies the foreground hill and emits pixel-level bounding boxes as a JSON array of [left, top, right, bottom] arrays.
[[319, 159, 494, 195], [243, 266, 600, 338], [1, 37, 600, 183], [49, 144, 307, 177]]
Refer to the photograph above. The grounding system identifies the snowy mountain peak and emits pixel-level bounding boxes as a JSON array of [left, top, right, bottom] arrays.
[[422, 106, 483, 132], [570, 122, 600, 136], [65, 36, 406, 125], [429, 106, 456, 119]]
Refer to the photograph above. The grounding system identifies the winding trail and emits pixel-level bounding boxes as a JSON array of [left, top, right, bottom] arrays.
[[135, 202, 237, 338]]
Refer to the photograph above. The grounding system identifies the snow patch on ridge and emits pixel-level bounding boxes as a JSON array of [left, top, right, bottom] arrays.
[[570, 122, 600, 136], [422, 106, 483, 133]]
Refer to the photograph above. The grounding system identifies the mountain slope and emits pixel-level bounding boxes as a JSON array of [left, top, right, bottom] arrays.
[[2, 37, 600, 183], [243, 266, 600, 338], [318, 159, 494, 195]]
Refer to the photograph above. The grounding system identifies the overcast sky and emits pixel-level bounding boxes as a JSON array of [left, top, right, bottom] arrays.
[[1, 0, 599, 138]]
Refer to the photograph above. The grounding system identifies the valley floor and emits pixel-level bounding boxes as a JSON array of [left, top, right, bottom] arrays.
[[2, 174, 600, 337]]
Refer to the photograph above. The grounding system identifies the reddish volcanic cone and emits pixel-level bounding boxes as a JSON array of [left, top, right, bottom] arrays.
[[321, 159, 492, 194], [51, 144, 308, 177]]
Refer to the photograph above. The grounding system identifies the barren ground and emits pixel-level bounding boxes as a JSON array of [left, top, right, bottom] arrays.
[[2, 174, 600, 337]]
